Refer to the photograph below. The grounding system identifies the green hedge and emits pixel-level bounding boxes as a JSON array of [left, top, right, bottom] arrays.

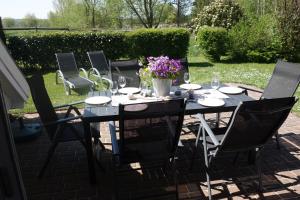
[[6, 29, 190, 71], [127, 29, 190, 59], [196, 27, 228, 61]]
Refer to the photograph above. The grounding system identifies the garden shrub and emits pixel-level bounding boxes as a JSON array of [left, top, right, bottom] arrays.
[[6, 28, 190, 71], [126, 28, 190, 60], [192, 0, 243, 32], [228, 15, 282, 62], [197, 26, 228, 61]]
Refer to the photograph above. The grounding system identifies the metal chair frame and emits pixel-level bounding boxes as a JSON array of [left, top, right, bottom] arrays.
[[55, 52, 94, 95], [194, 97, 297, 200], [109, 99, 186, 199]]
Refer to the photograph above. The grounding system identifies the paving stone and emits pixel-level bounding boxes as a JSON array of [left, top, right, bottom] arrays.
[[15, 84, 300, 199]]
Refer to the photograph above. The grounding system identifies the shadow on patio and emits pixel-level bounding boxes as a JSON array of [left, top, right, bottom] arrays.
[[14, 109, 300, 199]]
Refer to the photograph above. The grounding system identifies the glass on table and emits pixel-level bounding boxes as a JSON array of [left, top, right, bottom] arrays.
[[211, 72, 220, 90], [183, 72, 190, 84], [118, 75, 126, 89], [110, 81, 118, 96], [139, 81, 147, 96]]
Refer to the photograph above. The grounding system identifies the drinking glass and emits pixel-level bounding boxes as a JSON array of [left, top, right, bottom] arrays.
[[211, 73, 220, 90], [139, 81, 146, 95], [110, 81, 118, 96], [183, 72, 190, 84], [118, 75, 126, 89]]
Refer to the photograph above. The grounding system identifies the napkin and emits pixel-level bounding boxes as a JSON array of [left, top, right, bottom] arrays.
[[111, 95, 160, 106], [194, 89, 229, 99]]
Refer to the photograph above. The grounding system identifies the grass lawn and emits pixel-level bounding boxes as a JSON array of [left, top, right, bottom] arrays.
[[12, 55, 300, 116]]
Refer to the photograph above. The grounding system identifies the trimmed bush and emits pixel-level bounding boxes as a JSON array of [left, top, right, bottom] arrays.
[[127, 28, 190, 60], [6, 28, 190, 71], [197, 26, 228, 61], [7, 32, 126, 70]]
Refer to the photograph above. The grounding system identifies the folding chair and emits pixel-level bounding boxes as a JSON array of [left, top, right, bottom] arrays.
[[193, 97, 297, 200]]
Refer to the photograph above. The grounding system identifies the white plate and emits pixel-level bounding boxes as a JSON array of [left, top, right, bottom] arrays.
[[197, 98, 225, 107], [118, 87, 141, 94], [85, 96, 111, 105], [180, 83, 202, 90], [219, 86, 244, 94]]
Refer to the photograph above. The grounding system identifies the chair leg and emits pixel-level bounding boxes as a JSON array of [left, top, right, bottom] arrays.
[[190, 124, 202, 170], [38, 142, 58, 178], [112, 156, 119, 200], [255, 155, 263, 192], [202, 126, 212, 200], [216, 112, 220, 128], [172, 161, 179, 200], [190, 146, 197, 171], [275, 131, 280, 149], [206, 169, 212, 200]]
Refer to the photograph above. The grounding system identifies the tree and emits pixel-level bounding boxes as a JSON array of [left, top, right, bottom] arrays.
[[170, 0, 192, 26], [83, 0, 102, 28], [237, 0, 278, 16], [191, 0, 210, 16], [49, 0, 90, 28], [276, 0, 300, 61], [3, 17, 16, 28], [192, 0, 243, 31], [21, 13, 38, 27], [104, 0, 128, 28], [124, 0, 169, 28]]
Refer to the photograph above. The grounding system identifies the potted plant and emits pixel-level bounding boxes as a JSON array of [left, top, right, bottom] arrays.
[[142, 56, 182, 97]]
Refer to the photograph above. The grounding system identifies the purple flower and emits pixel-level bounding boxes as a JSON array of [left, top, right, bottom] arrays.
[[147, 56, 183, 79]]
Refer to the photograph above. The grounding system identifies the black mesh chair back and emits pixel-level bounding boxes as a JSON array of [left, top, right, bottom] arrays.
[[118, 99, 186, 164], [110, 59, 141, 87], [173, 57, 189, 86], [262, 60, 300, 99], [219, 97, 296, 153], [55, 52, 79, 79], [87, 51, 110, 75], [27, 75, 58, 140]]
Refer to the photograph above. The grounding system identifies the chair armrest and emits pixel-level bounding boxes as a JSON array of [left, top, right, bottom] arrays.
[[55, 70, 64, 84], [197, 114, 220, 146], [79, 68, 88, 78], [53, 101, 84, 109], [43, 116, 82, 127], [109, 121, 120, 155], [101, 77, 113, 89], [238, 86, 263, 94], [88, 68, 101, 78]]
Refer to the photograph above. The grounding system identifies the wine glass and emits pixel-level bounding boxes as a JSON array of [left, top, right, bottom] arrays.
[[183, 72, 190, 84], [211, 72, 220, 90], [110, 81, 118, 96], [139, 81, 147, 96], [118, 75, 126, 89]]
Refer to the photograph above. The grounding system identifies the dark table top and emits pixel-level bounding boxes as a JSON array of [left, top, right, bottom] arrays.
[[83, 84, 253, 122]]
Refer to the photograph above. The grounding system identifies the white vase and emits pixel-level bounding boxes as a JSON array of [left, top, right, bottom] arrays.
[[152, 78, 172, 97]]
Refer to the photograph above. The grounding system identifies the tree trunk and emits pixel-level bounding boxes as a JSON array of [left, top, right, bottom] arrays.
[[176, 0, 180, 27], [92, 7, 95, 28]]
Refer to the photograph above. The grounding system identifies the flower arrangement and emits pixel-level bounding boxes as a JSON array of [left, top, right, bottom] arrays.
[[138, 56, 183, 96], [147, 56, 182, 79]]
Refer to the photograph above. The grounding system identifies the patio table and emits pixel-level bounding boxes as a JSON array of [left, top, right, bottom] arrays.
[[82, 84, 253, 184]]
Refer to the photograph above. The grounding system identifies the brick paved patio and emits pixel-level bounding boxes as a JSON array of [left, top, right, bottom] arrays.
[[14, 86, 300, 200]]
